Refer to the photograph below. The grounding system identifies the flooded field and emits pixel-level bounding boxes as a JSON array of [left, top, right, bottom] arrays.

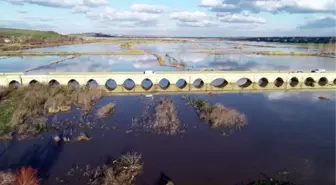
[[0, 92, 335, 185], [0, 40, 335, 185]]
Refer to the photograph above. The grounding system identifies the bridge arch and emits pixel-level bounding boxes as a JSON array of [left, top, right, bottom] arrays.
[[304, 77, 315, 87], [87, 79, 99, 88], [68, 79, 80, 88], [289, 77, 299, 87], [333, 78, 336, 85], [274, 77, 284, 87], [193, 78, 204, 88], [318, 77, 328, 86], [237, 78, 252, 88], [105, 79, 117, 91], [29, 80, 39, 86], [123, 79, 135, 90], [49, 79, 60, 86], [176, 78, 187, 89], [159, 78, 170, 90], [141, 78, 153, 90], [258, 77, 269, 88], [9, 80, 20, 88], [211, 78, 228, 88]]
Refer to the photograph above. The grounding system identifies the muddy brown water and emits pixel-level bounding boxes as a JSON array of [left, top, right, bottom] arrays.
[[0, 92, 335, 185]]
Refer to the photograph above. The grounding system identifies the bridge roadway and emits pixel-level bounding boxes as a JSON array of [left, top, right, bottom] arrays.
[[0, 71, 335, 94]]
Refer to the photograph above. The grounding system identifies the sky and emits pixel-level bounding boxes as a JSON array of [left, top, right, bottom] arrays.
[[0, 0, 335, 36]]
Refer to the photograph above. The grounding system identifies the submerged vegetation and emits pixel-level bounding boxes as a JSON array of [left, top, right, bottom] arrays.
[[88, 152, 143, 185], [152, 100, 180, 135], [189, 98, 247, 129], [132, 99, 181, 135], [0, 84, 108, 139], [97, 103, 116, 118]]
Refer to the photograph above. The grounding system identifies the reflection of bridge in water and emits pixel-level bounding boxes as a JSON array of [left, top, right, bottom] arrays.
[[1, 71, 335, 94]]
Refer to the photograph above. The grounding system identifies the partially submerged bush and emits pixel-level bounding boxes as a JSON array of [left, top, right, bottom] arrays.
[[88, 153, 143, 185], [152, 100, 180, 135], [190, 99, 247, 129], [132, 99, 181, 135], [97, 103, 115, 118], [0, 84, 106, 137]]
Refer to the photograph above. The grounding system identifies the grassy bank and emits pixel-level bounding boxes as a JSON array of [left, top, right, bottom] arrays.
[[0, 28, 84, 51], [0, 28, 62, 38]]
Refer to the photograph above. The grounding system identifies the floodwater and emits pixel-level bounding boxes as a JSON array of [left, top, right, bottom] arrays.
[[0, 92, 335, 185], [0, 41, 335, 185], [0, 41, 335, 73]]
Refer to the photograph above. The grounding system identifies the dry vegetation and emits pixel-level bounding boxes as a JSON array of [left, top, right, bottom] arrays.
[[152, 100, 180, 135], [0, 171, 16, 185], [189, 99, 247, 129], [0, 167, 39, 185], [0, 84, 106, 139], [97, 103, 116, 118], [88, 153, 143, 185], [132, 99, 181, 135]]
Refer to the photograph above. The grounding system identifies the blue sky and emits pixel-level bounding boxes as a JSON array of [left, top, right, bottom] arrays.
[[0, 0, 335, 36]]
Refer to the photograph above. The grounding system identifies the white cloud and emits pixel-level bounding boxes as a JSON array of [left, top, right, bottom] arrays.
[[130, 4, 169, 14], [200, 0, 236, 10], [170, 11, 220, 27], [254, 0, 336, 13], [86, 7, 161, 27], [72, 5, 89, 14], [2, 0, 108, 8], [217, 12, 266, 24], [177, 20, 219, 27], [170, 11, 212, 22], [200, 0, 336, 14]]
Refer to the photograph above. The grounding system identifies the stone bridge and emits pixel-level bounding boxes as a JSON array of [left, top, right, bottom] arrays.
[[0, 71, 335, 94]]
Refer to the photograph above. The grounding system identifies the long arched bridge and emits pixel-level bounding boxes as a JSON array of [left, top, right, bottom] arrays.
[[1, 71, 335, 94]]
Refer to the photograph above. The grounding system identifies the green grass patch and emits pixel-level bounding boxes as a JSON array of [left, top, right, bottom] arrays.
[[0, 28, 62, 38]]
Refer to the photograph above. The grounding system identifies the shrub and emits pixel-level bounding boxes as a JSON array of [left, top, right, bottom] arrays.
[[97, 103, 115, 118]]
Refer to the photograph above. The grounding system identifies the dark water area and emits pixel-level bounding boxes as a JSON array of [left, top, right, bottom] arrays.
[[0, 92, 335, 185]]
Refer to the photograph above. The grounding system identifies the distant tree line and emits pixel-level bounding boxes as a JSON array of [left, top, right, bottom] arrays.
[[227, 37, 336, 44]]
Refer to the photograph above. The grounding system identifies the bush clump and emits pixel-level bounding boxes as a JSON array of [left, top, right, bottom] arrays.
[[152, 100, 180, 135], [190, 99, 247, 129], [88, 152, 143, 185], [97, 103, 116, 118]]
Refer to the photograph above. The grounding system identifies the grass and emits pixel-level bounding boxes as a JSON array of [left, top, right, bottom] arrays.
[[120, 42, 133, 50], [189, 99, 247, 129], [88, 152, 143, 185], [0, 28, 62, 38], [0, 84, 107, 138]]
